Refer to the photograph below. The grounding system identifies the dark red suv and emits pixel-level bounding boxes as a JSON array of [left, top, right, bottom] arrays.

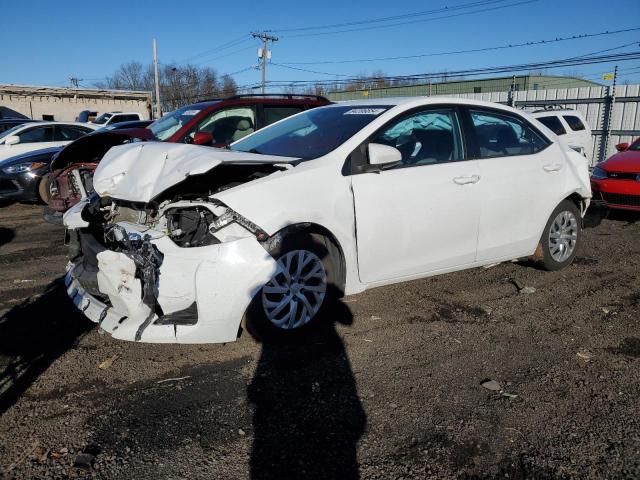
[[149, 94, 331, 147], [45, 94, 330, 218]]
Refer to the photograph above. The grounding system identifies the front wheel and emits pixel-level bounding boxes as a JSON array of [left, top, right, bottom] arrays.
[[537, 200, 582, 271], [244, 233, 339, 342]]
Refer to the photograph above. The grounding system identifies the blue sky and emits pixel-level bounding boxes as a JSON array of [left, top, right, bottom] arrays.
[[3, 0, 639, 89]]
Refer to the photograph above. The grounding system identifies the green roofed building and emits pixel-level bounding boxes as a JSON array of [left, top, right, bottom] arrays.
[[327, 75, 603, 101]]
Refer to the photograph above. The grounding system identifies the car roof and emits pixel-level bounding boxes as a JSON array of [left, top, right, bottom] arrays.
[[531, 109, 583, 116], [329, 96, 526, 113]]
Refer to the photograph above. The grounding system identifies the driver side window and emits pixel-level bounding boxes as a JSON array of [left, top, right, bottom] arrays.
[[371, 109, 464, 167]]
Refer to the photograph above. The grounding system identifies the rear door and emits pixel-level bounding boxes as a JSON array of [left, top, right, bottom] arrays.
[[465, 107, 558, 262], [350, 106, 481, 284]]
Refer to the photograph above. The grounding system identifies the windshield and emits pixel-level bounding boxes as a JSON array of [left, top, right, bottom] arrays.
[[93, 113, 113, 125], [0, 124, 25, 142], [149, 105, 205, 141], [231, 105, 391, 160]]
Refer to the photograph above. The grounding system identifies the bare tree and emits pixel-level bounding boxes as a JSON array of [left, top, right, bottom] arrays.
[[96, 61, 238, 110]]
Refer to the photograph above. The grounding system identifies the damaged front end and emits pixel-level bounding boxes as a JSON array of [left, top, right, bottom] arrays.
[[47, 129, 153, 215], [64, 144, 292, 343]]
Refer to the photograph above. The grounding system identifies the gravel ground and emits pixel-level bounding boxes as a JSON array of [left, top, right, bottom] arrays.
[[0, 202, 638, 480]]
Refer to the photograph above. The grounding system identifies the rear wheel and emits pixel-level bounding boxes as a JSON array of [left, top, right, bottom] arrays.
[[244, 232, 340, 342], [537, 200, 582, 271]]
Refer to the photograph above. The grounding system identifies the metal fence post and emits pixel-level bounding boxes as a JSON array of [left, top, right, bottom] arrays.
[[599, 66, 618, 163]]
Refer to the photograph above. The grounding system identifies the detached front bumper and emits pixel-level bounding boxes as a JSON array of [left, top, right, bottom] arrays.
[[66, 225, 277, 344]]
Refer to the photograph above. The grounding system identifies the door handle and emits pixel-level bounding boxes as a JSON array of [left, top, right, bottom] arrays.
[[453, 175, 480, 185], [543, 164, 562, 172]]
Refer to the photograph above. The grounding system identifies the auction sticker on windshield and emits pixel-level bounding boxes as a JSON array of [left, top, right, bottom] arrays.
[[344, 108, 386, 115], [183, 110, 200, 116]]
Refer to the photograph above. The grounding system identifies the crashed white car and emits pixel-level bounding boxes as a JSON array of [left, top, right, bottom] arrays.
[[63, 97, 591, 344]]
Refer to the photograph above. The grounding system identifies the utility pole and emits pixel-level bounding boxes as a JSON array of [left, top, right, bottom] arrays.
[[69, 77, 82, 88], [153, 38, 161, 119], [252, 32, 278, 94]]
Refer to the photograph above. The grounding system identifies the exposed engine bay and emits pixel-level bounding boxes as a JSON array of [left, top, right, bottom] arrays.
[[79, 163, 281, 248]]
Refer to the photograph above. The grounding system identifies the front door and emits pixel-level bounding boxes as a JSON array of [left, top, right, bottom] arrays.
[[350, 107, 481, 284]]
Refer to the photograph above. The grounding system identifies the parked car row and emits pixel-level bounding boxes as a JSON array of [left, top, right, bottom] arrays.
[[60, 96, 592, 345]]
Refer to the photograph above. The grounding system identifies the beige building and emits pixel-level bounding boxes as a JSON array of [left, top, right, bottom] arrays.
[[0, 84, 152, 121]]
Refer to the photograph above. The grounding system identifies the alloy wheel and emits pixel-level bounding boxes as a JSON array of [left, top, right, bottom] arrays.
[[548, 210, 578, 262], [262, 250, 327, 329]]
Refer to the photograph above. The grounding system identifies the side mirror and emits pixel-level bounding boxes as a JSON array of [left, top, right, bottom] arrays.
[[615, 142, 629, 152], [4, 135, 20, 146], [368, 143, 402, 166], [193, 131, 213, 146]]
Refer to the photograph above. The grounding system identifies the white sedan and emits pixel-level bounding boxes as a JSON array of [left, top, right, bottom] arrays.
[[63, 97, 591, 344], [0, 121, 98, 162]]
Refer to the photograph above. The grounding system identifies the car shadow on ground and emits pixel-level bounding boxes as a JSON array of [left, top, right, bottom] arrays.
[[0, 227, 15, 248], [0, 278, 93, 415], [606, 209, 640, 225], [248, 296, 367, 480]]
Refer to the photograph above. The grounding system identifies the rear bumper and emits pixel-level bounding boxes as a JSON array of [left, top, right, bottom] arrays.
[[66, 226, 277, 344], [591, 178, 640, 212]]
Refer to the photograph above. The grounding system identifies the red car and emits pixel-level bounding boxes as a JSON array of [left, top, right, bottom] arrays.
[[591, 139, 640, 212], [45, 94, 330, 217]]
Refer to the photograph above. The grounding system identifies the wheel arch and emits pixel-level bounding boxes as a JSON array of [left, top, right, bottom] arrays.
[[262, 222, 347, 296], [564, 191, 590, 217]]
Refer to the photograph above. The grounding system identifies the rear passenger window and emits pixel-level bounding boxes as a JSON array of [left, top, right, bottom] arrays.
[[18, 126, 54, 143], [55, 125, 90, 141], [563, 115, 586, 131], [372, 109, 463, 166], [470, 110, 549, 158], [264, 106, 303, 126], [536, 116, 566, 136]]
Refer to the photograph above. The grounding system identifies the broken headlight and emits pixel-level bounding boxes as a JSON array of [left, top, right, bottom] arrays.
[[165, 206, 219, 247]]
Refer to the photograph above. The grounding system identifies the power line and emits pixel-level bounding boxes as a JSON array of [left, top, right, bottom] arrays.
[[266, 0, 511, 33], [277, 0, 539, 38], [279, 28, 640, 65], [258, 51, 640, 88], [192, 45, 256, 66], [271, 63, 351, 77], [177, 34, 253, 64]]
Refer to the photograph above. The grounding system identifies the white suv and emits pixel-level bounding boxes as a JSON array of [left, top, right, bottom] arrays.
[[91, 112, 144, 127], [531, 109, 593, 163], [64, 97, 591, 344]]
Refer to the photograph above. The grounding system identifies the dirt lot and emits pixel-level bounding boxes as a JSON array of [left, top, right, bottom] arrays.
[[0, 202, 638, 480]]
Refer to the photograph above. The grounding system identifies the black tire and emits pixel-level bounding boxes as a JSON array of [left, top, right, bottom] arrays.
[[243, 232, 341, 343], [537, 200, 582, 271]]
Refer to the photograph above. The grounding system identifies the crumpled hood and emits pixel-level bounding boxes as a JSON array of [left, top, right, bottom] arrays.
[[93, 142, 296, 203]]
